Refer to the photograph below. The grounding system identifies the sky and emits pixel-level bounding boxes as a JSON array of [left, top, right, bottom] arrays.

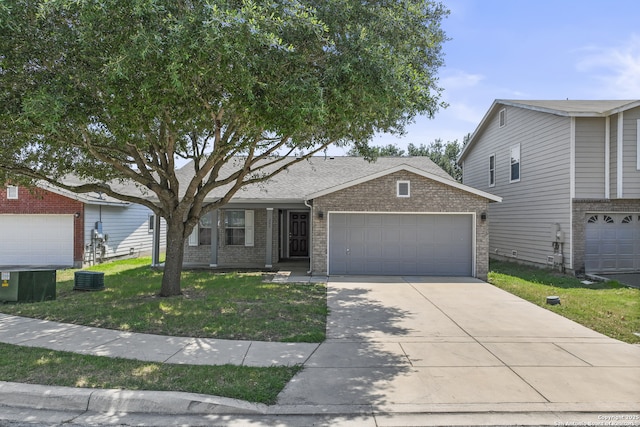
[[329, 0, 640, 155]]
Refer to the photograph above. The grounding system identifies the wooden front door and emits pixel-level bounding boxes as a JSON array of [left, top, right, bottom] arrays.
[[289, 212, 309, 257]]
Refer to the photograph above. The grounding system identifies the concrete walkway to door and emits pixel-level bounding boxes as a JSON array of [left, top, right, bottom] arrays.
[[276, 276, 640, 414]]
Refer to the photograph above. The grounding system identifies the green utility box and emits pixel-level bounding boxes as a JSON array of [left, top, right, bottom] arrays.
[[0, 270, 56, 303]]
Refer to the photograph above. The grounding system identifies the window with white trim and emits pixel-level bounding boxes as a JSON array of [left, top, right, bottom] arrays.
[[499, 108, 506, 128], [510, 144, 520, 182], [224, 210, 254, 246], [148, 215, 155, 233], [397, 181, 410, 197], [488, 154, 496, 187], [198, 213, 212, 246], [6, 185, 18, 199]]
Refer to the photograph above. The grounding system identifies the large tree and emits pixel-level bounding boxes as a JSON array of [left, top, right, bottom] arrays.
[[0, 0, 448, 296]]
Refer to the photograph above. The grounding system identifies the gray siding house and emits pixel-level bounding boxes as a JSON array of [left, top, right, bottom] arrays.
[[458, 100, 640, 275], [179, 156, 501, 279]]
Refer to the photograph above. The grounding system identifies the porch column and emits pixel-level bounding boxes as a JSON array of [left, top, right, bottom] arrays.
[[210, 209, 218, 267], [265, 208, 273, 268], [151, 214, 161, 267]]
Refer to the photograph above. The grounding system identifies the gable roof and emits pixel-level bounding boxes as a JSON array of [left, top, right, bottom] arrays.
[[178, 156, 501, 203], [306, 163, 502, 202], [459, 99, 640, 163]]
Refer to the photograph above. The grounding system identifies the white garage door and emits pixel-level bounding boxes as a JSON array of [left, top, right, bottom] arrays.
[[0, 215, 74, 267], [328, 213, 473, 276], [585, 213, 640, 273]]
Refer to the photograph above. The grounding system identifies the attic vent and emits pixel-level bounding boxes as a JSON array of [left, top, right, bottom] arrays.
[[499, 108, 506, 128], [397, 181, 410, 198]]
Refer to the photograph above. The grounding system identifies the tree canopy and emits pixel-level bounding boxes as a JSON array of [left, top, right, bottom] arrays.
[[0, 0, 449, 296], [347, 136, 466, 182]]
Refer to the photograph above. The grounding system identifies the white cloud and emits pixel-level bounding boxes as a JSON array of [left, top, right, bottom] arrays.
[[577, 34, 640, 98], [440, 70, 485, 91]]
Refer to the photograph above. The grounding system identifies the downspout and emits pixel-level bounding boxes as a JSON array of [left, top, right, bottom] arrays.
[[304, 199, 313, 275]]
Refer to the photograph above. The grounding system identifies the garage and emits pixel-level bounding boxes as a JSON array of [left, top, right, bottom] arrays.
[[328, 212, 473, 276], [585, 213, 640, 273], [0, 214, 74, 266]]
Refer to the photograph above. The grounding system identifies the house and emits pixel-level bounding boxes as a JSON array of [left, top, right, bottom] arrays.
[[178, 156, 501, 279], [458, 99, 640, 275], [0, 182, 165, 269]]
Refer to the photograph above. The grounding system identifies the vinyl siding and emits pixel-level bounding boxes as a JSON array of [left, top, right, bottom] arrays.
[[84, 204, 166, 261], [622, 106, 640, 197], [463, 106, 572, 268], [609, 115, 618, 198], [575, 117, 606, 198]]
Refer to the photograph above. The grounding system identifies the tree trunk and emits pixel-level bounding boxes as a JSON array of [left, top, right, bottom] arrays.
[[160, 218, 187, 297]]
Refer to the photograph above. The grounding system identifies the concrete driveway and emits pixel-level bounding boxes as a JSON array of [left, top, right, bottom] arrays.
[[277, 276, 640, 414]]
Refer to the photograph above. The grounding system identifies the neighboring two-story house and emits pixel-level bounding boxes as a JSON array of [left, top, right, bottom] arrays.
[[459, 100, 640, 275]]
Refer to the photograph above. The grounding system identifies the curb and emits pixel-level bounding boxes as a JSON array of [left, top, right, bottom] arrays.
[[0, 381, 266, 415]]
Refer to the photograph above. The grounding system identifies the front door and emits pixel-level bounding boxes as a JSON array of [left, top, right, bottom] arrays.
[[289, 212, 309, 257]]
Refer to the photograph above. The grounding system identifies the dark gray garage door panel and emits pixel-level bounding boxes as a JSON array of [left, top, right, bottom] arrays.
[[585, 213, 640, 273], [328, 213, 472, 276]]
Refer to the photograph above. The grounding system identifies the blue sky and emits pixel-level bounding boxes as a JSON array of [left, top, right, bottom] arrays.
[[330, 0, 640, 155]]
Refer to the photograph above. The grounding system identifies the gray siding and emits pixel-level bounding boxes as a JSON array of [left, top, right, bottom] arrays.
[[609, 115, 618, 198], [463, 106, 572, 269], [84, 204, 166, 261], [622, 106, 640, 197], [575, 117, 606, 198]]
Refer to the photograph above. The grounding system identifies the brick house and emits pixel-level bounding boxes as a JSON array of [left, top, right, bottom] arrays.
[[0, 182, 165, 269], [180, 157, 501, 280]]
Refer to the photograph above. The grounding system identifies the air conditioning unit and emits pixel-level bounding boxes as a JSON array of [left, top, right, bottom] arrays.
[[74, 271, 105, 291]]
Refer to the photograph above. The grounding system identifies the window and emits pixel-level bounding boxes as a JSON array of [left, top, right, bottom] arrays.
[[510, 144, 520, 182], [224, 210, 254, 246], [499, 108, 506, 128], [488, 154, 496, 187], [622, 215, 632, 224], [397, 181, 410, 197], [6, 185, 18, 199], [198, 213, 212, 246], [587, 215, 598, 223], [603, 215, 614, 224], [148, 215, 155, 233]]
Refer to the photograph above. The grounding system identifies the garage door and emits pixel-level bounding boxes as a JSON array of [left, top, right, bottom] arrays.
[[0, 215, 74, 267], [328, 213, 473, 276], [585, 213, 640, 273]]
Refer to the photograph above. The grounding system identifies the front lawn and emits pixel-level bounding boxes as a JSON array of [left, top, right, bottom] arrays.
[[0, 257, 326, 403], [0, 257, 327, 342], [489, 260, 640, 344]]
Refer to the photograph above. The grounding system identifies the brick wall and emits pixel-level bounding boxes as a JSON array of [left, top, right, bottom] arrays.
[[311, 171, 491, 279], [0, 185, 85, 265], [183, 208, 280, 266], [572, 198, 640, 274]]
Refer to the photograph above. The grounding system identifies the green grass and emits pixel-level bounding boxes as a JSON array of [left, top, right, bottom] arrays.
[[0, 257, 327, 342], [0, 257, 326, 403], [0, 342, 299, 404], [489, 260, 640, 344]]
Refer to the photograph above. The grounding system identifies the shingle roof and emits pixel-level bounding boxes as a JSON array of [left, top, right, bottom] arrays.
[[178, 156, 457, 201]]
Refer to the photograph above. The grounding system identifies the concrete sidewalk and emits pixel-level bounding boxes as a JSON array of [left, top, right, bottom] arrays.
[[1, 276, 639, 426]]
